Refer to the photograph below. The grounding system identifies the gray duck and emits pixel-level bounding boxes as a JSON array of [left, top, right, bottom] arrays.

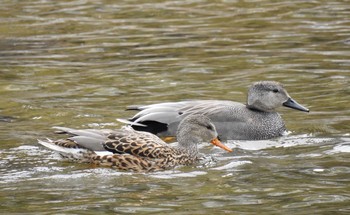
[[121, 81, 309, 140]]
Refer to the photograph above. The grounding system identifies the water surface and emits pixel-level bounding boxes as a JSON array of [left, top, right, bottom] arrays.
[[0, 0, 349, 214]]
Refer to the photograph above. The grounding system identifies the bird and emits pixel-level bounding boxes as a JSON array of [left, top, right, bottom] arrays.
[[38, 114, 232, 172], [120, 81, 309, 141]]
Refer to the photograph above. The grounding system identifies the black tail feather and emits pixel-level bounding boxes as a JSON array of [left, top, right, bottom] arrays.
[[131, 120, 168, 135]]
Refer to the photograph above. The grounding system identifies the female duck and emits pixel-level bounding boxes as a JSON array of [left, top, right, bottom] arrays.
[[38, 115, 232, 172]]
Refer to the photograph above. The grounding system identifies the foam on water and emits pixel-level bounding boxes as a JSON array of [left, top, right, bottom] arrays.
[[229, 134, 333, 151]]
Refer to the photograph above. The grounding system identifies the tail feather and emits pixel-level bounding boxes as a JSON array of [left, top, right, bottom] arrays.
[[116, 118, 147, 127], [38, 139, 112, 157], [38, 139, 86, 155]]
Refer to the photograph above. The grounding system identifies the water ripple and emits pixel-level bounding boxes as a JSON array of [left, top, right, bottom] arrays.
[[1, 0, 350, 214]]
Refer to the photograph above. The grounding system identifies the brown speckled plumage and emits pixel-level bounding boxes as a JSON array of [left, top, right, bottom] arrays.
[[39, 114, 232, 172]]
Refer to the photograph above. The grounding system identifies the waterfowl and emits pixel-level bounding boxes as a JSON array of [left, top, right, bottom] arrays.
[[121, 81, 309, 141], [38, 114, 232, 172]]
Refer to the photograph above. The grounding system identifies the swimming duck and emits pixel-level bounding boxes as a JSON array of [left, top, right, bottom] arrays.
[[121, 81, 309, 141], [38, 114, 232, 172]]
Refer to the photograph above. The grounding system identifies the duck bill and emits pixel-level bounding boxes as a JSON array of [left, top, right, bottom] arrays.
[[283, 98, 309, 112], [210, 138, 233, 152]]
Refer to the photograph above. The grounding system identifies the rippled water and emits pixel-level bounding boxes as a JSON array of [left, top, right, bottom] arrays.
[[1, 0, 349, 214]]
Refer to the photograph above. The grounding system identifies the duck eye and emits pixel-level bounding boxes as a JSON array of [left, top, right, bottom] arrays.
[[206, 125, 213, 130], [272, 89, 279, 93]]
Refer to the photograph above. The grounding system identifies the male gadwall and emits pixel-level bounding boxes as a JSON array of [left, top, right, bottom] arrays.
[[121, 81, 309, 140], [38, 114, 232, 172]]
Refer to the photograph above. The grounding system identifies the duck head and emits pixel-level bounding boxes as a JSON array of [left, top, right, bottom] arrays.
[[176, 114, 232, 153], [247, 81, 309, 112]]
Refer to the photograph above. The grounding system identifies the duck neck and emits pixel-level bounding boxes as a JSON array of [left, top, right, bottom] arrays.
[[177, 135, 200, 157], [246, 103, 264, 112]]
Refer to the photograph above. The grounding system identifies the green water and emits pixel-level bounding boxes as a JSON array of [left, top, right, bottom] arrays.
[[0, 0, 349, 214]]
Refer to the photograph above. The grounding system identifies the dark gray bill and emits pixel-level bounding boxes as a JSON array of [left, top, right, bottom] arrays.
[[283, 98, 309, 112]]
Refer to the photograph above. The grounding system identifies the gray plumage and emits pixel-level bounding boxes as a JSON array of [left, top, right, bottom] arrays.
[[122, 81, 309, 141]]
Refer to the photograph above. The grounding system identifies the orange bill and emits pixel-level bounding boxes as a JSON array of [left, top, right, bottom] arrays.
[[210, 137, 233, 152]]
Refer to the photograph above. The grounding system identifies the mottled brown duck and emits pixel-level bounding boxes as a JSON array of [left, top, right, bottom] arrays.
[[38, 114, 232, 172]]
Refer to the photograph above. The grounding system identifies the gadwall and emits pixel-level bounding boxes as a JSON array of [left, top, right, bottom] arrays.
[[38, 114, 232, 172], [121, 81, 309, 140]]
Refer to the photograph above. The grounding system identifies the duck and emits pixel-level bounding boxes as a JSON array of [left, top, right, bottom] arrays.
[[38, 114, 232, 172], [120, 81, 309, 141]]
